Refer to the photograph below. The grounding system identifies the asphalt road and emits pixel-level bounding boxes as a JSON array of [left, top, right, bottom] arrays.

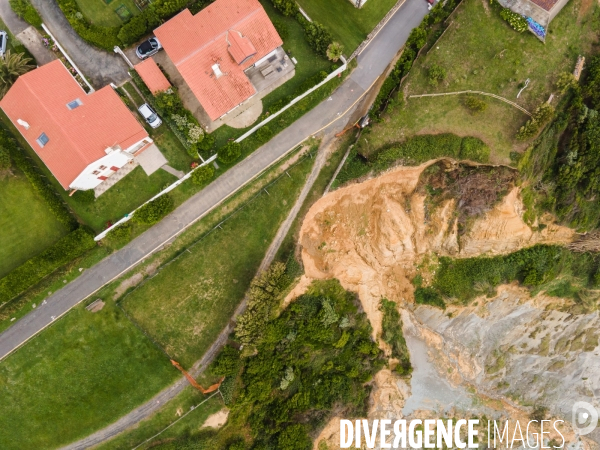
[[0, 0, 429, 445], [29, 0, 130, 86]]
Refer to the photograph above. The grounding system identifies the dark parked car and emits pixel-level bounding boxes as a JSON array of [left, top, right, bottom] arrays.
[[135, 37, 162, 60]]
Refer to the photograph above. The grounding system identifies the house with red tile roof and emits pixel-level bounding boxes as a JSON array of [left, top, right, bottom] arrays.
[[153, 0, 294, 126], [0, 60, 153, 193]]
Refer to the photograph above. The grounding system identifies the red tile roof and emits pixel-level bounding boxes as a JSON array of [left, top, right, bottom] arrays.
[[135, 58, 171, 94], [154, 0, 283, 121], [227, 30, 257, 64], [0, 60, 148, 189], [530, 0, 559, 11]]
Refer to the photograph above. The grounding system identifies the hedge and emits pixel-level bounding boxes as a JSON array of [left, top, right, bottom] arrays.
[[134, 194, 174, 224], [0, 130, 78, 231], [9, 0, 42, 27], [0, 228, 96, 304]]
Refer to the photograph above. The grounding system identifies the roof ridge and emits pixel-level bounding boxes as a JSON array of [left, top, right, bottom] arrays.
[[175, 6, 262, 66]]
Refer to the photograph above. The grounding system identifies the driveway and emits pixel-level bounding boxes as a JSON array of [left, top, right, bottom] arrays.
[[0, 0, 429, 446], [28, 0, 129, 86]]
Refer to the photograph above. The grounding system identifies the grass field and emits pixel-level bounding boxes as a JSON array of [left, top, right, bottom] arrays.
[[297, 0, 398, 52], [0, 302, 178, 450], [359, 0, 600, 163], [75, 0, 140, 27], [121, 152, 314, 367], [0, 170, 68, 278]]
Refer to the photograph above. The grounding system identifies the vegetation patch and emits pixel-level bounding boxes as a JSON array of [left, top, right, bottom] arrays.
[[173, 279, 384, 449], [416, 160, 515, 233], [380, 298, 412, 375]]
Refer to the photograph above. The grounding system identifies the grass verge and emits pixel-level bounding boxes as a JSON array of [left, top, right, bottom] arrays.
[[0, 301, 179, 450], [121, 150, 316, 367]]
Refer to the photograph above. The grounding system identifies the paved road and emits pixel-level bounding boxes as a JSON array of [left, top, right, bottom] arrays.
[[0, 0, 428, 445], [28, 0, 129, 86]]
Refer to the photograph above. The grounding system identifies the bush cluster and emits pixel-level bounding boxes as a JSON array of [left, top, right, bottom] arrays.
[[9, 0, 42, 27], [516, 103, 555, 140], [500, 8, 528, 32], [0, 130, 78, 230], [0, 228, 96, 304], [380, 299, 412, 375], [222, 278, 384, 449], [134, 194, 174, 224], [428, 63, 446, 86]]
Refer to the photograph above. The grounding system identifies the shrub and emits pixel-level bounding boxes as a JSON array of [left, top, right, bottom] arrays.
[[463, 94, 487, 114], [516, 119, 540, 140], [134, 195, 174, 224], [197, 133, 215, 154], [191, 164, 214, 185], [256, 125, 273, 143], [106, 221, 133, 243], [117, 15, 148, 45], [0, 145, 10, 170], [375, 133, 463, 168], [298, 18, 333, 56], [414, 287, 445, 309], [460, 137, 490, 162], [272, 19, 289, 41], [326, 42, 344, 62], [9, 0, 42, 27], [72, 189, 95, 204], [532, 103, 555, 123], [428, 64, 446, 86], [272, 0, 299, 16], [0, 227, 96, 304], [218, 141, 241, 164], [500, 8, 528, 32], [555, 72, 577, 94]]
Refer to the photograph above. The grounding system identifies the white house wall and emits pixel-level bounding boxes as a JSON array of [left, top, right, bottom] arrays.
[[69, 151, 133, 190]]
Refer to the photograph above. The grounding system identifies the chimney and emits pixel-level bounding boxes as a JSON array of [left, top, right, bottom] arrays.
[[212, 64, 223, 79]]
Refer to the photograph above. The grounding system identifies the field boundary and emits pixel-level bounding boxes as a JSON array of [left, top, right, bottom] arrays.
[[409, 90, 532, 116]]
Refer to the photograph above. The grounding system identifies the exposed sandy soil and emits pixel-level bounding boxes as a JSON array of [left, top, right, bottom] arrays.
[[298, 162, 574, 338], [201, 408, 229, 429]]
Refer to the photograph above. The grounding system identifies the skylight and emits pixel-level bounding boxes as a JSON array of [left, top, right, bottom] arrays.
[[66, 98, 83, 110], [36, 132, 49, 148]]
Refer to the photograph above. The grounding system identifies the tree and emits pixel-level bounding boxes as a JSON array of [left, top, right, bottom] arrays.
[[0, 51, 34, 98], [191, 164, 214, 185], [326, 42, 344, 62], [555, 72, 577, 94], [218, 141, 241, 164]]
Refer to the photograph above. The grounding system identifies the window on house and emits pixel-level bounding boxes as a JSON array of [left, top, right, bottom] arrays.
[[99, 165, 107, 170], [92, 170, 100, 175], [36, 133, 49, 148], [66, 99, 83, 110]]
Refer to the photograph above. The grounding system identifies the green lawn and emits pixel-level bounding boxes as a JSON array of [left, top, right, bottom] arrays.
[[121, 153, 315, 367], [0, 170, 68, 278], [359, 0, 600, 163], [297, 0, 398, 52], [75, 0, 140, 27], [0, 302, 178, 450]]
